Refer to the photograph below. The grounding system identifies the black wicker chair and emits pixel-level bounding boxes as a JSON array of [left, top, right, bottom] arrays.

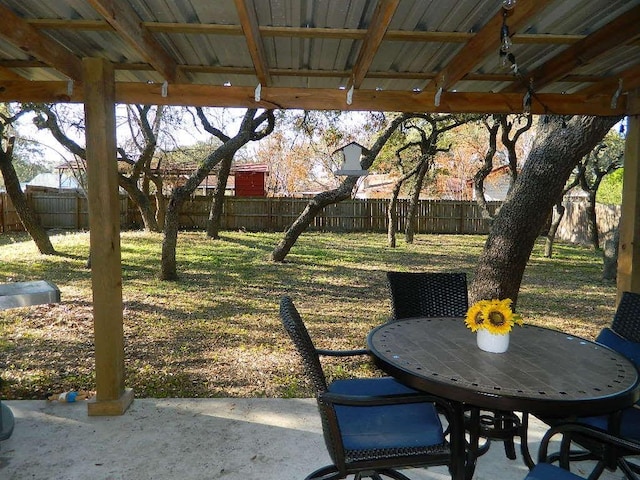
[[524, 423, 640, 480], [539, 291, 640, 480], [385, 272, 468, 321], [385, 271, 530, 466], [280, 295, 463, 480]]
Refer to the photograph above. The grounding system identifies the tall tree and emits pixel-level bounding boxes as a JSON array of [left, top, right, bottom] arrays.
[[470, 115, 621, 306], [400, 114, 470, 244], [473, 116, 501, 219], [0, 106, 56, 254], [161, 109, 274, 280], [544, 174, 580, 258], [576, 131, 625, 249], [30, 104, 166, 232]]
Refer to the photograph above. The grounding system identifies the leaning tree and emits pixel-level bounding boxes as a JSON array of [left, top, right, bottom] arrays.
[[470, 115, 622, 306], [270, 113, 412, 262], [0, 105, 56, 255], [161, 108, 274, 280]]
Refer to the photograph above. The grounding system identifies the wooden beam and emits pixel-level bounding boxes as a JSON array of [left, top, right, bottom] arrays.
[[86, 0, 185, 84], [26, 18, 586, 45], [82, 57, 133, 416], [0, 58, 608, 85], [424, 0, 554, 93], [0, 67, 25, 81], [502, 4, 640, 93], [0, 80, 628, 116], [350, 0, 400, 89], [0, 5, 83, 81], [617, 90, 640, 298], [234, 0, 271, 86]]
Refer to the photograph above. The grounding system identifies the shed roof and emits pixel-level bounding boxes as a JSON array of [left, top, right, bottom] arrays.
[[0, 0, 638, 115]]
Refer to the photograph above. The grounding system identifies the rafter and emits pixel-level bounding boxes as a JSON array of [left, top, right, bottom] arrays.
[[26, 18, 586, 45], [0, 4, 83, 81], [0, 66, 25, 81], [350, 0, 400, 89], [424, 0, 554, 93], [234, 0, 271, 86], [579, 64, 640, 99], [501, 4, 640, 93], [0, 80, 627, 116], [86, 0, 185, 83]]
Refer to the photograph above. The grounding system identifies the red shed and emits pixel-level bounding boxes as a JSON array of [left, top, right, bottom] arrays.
[[233, 164, 268, 197]]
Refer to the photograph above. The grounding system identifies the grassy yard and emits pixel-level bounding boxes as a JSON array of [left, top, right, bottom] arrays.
[[0, 230, 616, 400]]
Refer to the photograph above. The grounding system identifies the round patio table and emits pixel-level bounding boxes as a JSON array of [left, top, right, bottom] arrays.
[[367, 317, 640, 478]]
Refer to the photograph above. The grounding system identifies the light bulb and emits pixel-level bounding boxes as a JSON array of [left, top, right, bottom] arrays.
[[501, 33, 512, 53], [500, 52, 509, 69], [502, 0, 516, 10]]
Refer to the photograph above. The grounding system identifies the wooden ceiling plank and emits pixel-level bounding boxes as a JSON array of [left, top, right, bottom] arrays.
[[351, 0, 400, 89], [503, 4, 640, 93], [234, 0, 271, 86], [0, 80, 627, 116], [426, 0, 554, 93], [86, 0, 184, 83], [0, 5, 83, 81]]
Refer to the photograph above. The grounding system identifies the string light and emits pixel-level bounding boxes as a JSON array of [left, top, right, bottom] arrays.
[[499, 8, 513, 70]]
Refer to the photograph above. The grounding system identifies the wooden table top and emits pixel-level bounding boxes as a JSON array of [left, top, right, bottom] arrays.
[[367, 317, 640, 417]]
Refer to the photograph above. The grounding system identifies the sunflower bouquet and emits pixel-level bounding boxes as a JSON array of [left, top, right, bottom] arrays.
[[464, 298, 523, 335]]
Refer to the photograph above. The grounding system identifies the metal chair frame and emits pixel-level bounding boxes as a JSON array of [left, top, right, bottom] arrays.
[[280, 295, 463, 480], [542, 291, 640, 480], [528, 422, 640, 480]]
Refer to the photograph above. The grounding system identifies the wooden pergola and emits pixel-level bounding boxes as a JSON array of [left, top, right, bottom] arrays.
[[0, 0, 638, 415]]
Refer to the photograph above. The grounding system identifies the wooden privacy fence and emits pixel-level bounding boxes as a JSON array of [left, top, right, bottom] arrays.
[[173, 197, 500, 234], [0, 192, 500, 235]]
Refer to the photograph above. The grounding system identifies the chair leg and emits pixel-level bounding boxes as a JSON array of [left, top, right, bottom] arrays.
[[618, 459, 640, 480], [306, 464, 344, 480], [371, 470, 412, 480]]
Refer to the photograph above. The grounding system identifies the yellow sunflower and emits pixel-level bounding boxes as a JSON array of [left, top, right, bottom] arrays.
[[464, 300, 489, 332], [481, 298, 519, 335]]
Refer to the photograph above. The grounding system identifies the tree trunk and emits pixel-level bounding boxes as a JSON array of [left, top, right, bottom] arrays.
[[544, 201, 565, 258], [470, 115, 621, 306], [586, 191, 600, 249], [404, 159, 429, 244], [0, 138, 56, 255], [206, 155, 233, 239], [119, 176, 161, 232], [271, 180, 357, 261], [387, 181, 402, 248], [160, 187, 187, 280]]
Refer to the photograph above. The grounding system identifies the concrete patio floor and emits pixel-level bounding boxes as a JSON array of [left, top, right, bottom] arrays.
[[0, 398, 624, 480]]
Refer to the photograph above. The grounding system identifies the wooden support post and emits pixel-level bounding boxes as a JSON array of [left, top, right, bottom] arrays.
[[618, 93, 640, 300], [83, 57, 133, 416]]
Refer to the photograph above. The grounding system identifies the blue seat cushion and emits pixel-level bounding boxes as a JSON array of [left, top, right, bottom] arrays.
[[576, 406, 640, 441], [525, 463, 583, 480], [328, 377, 445, 451], [596, 328, 640, 368]]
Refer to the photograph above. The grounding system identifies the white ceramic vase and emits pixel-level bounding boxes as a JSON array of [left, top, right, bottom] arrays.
[[476, 329, 510, 353]]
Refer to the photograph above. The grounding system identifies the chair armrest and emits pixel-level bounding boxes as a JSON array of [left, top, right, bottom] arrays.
[[319, 390, 454, 412], [316, 348, 369, 357], [538, 422, 640, 463]]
